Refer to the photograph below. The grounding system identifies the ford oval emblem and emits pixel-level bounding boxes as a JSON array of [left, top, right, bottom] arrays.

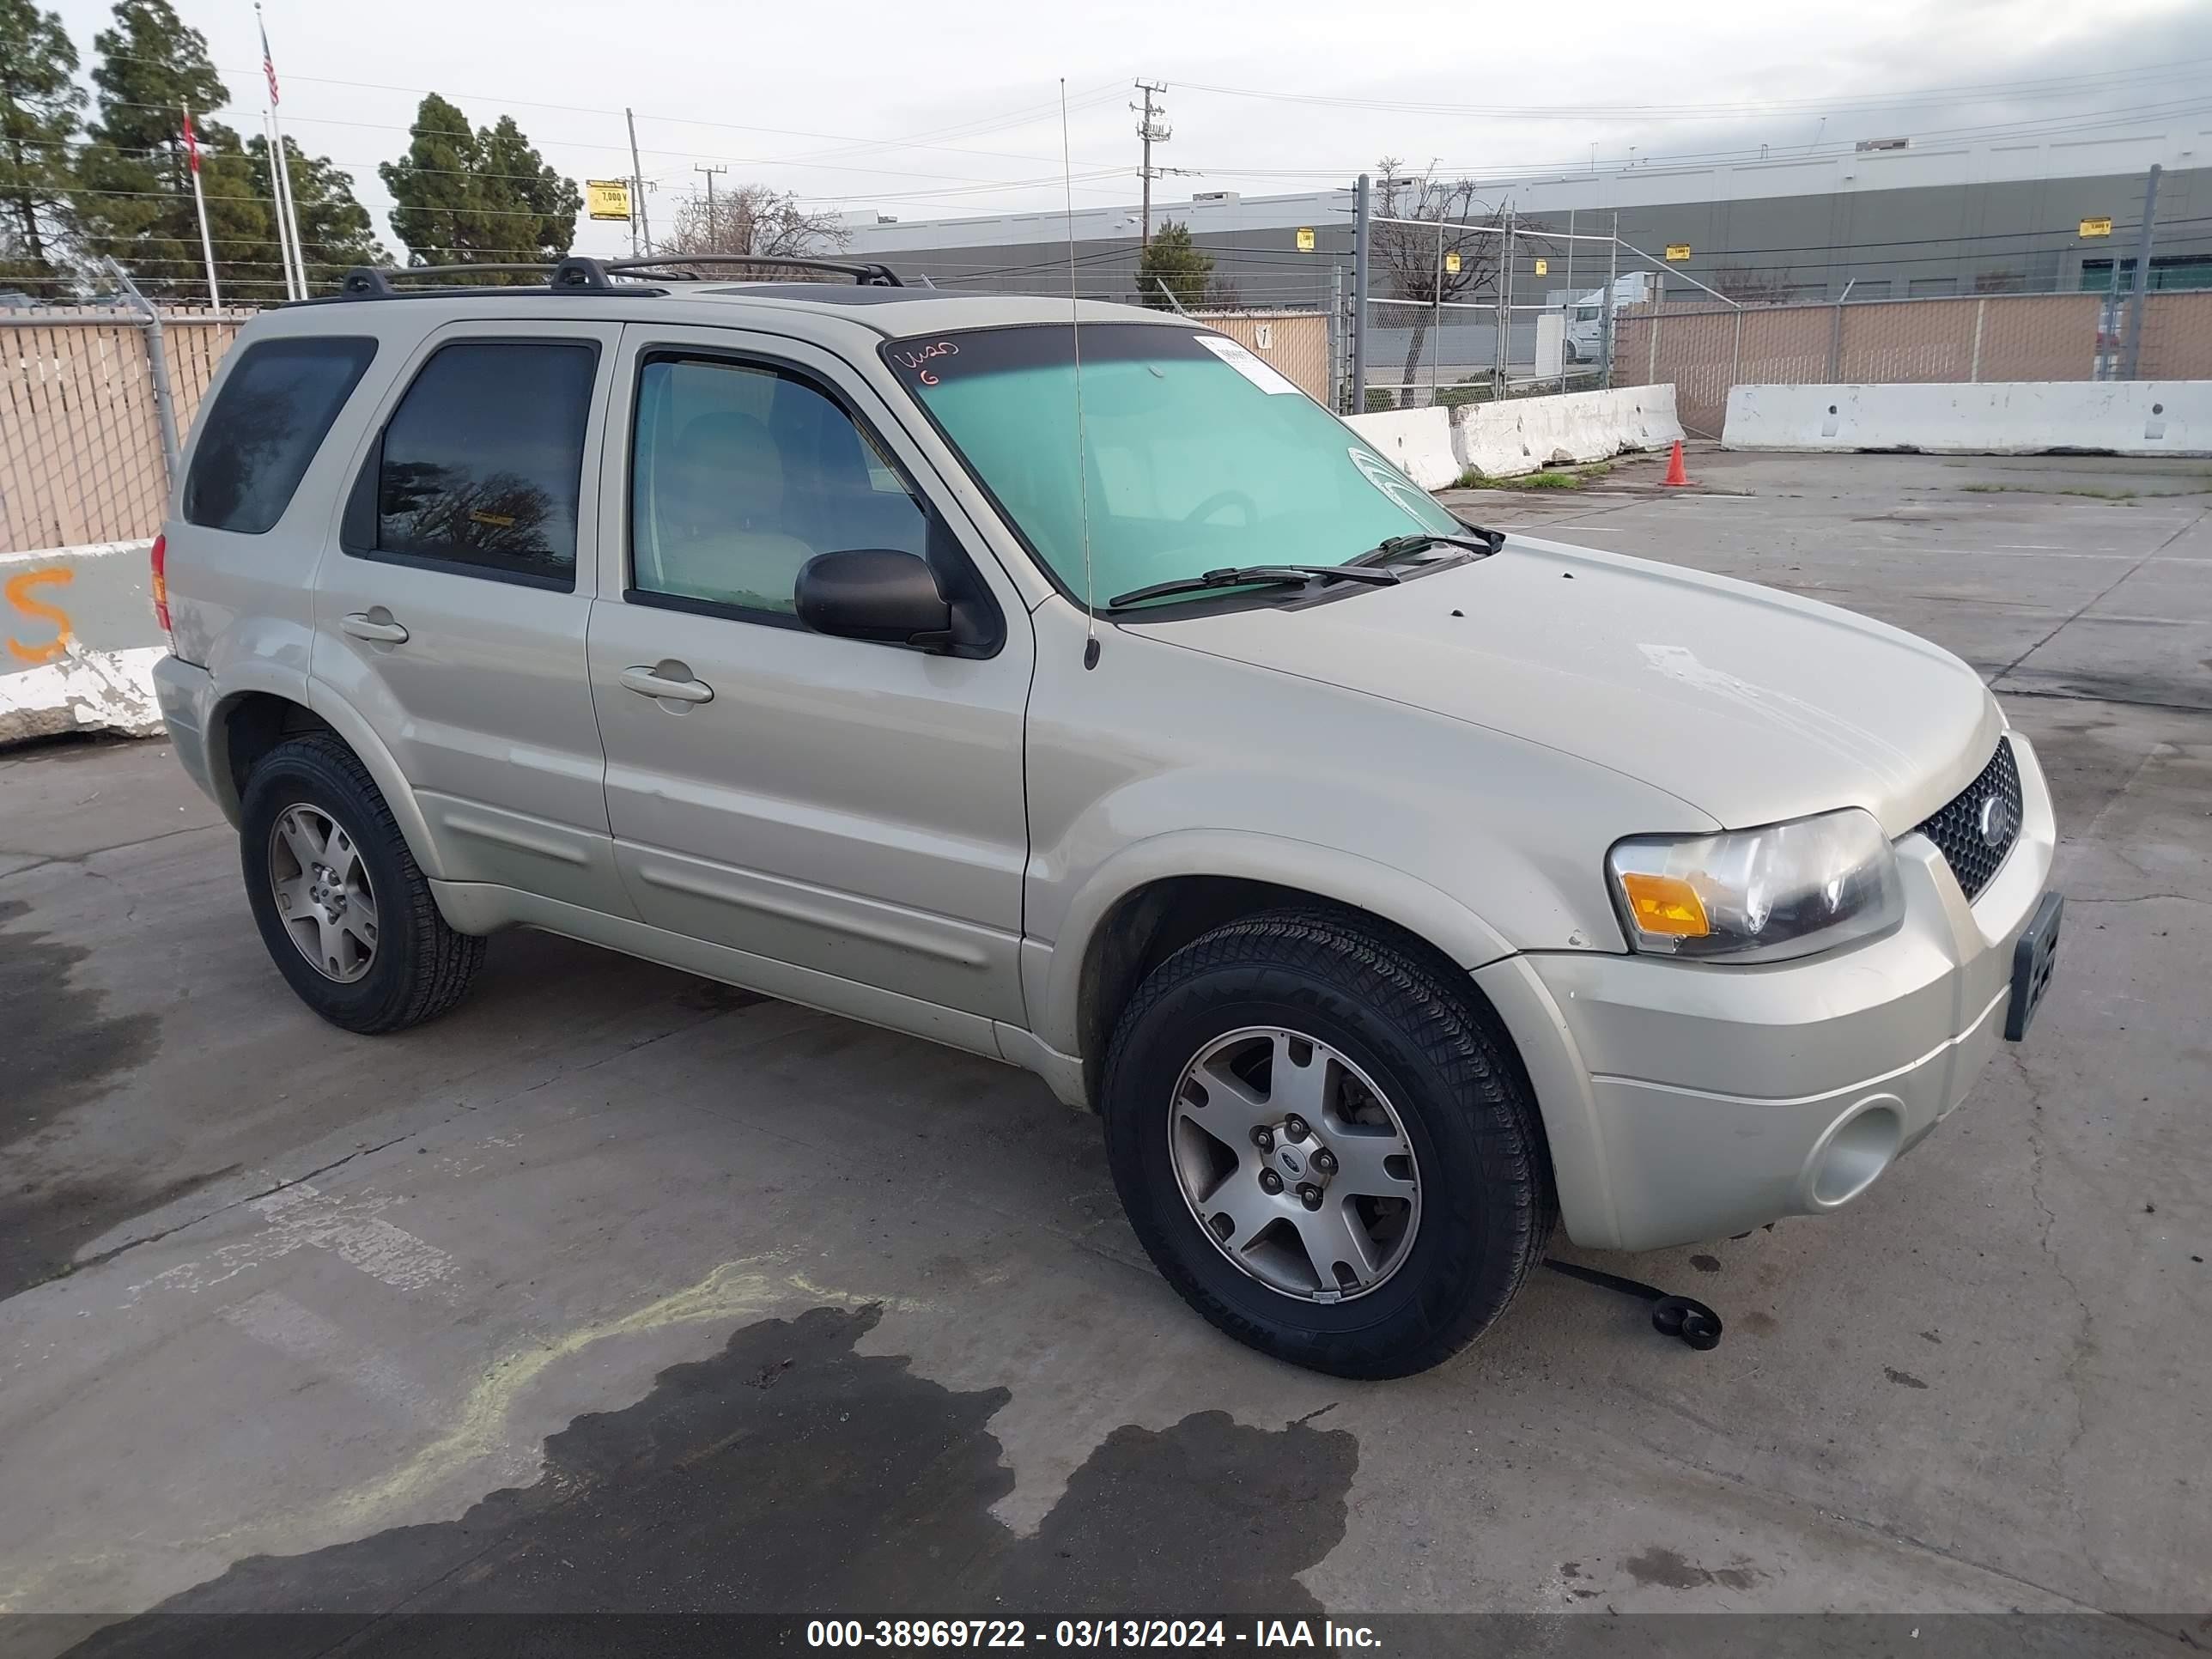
[[1278, 1147, 1304, 1176], [1977, 794, 2016, 850]]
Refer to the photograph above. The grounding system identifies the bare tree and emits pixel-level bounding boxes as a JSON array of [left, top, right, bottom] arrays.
[[652, 184, 849, 277], [1370, 160, 1547, 405], [1713, 264, 1796, 305]]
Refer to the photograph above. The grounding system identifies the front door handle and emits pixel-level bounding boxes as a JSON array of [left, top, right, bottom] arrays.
[[342, 611, 409, 644], [620, 663, 714, 704]]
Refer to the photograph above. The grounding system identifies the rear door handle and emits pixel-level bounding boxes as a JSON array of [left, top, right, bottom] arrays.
[[342, 611, 409, 644], [620, 664, 714, 704]]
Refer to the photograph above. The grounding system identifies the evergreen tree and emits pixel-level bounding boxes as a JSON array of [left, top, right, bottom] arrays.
[[0, 0, 84, 285], [250, 133, 386, 288], [70, 0, 378, 300], [1136, 221, 1213, 311], [382, 96, 580, 277]]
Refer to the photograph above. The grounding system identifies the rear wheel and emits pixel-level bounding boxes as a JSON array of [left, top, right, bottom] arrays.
[[1102, 910, 1553, 1378], [240, 734, 483, 1034]]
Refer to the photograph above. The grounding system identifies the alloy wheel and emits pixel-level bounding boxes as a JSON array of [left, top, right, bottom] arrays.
[[1167, 1026, 1423, 1302]]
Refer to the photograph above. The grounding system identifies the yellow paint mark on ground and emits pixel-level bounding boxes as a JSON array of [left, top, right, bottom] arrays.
[[0, 1257, 913, 1613]]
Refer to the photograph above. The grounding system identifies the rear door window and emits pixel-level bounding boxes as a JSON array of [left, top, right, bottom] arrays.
[[183, 337, 376, 533], [365, 341, 597, 588]]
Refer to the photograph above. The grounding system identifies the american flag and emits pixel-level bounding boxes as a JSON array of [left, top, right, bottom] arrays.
[[182, 107, 200, 173], [259, 12, 281, 106]]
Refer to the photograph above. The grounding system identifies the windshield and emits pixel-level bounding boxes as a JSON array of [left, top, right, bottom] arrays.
[[882, 324, 1462, 606]]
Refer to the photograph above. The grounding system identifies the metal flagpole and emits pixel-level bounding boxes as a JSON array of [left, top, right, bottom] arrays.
[[258, 4, 310, 295], [263, 108, 299, 300], [184, 106, 221, 307]]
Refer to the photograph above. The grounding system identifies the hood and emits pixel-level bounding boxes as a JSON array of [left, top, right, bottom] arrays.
[[1131, 534, 2001, 834]]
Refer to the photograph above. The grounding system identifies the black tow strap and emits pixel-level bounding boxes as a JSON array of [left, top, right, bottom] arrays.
[[1544, 1258, 1724, 1351]]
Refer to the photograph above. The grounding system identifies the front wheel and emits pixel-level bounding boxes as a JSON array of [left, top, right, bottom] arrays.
[[1101, 910, 1553, 1378]]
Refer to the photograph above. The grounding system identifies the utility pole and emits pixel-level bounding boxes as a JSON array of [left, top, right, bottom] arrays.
[[694, 163, 728, 249], [1352, 173, 1370, 414], [2118, 163, 2161, 382], [1132, 81, 1170, 246], [626, 107, 652, 255]]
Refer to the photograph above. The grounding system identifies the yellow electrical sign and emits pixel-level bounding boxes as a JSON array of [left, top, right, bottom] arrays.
[[1443, 249, 1462, 274], [2079, 216, 2112, 238], [586, 179, 633, 222], [1534, 257, 1548, 276], [1295, 227, 1316, 252], [1665, 243, 1692, 262]]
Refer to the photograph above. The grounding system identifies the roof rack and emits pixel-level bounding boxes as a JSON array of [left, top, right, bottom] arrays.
[[599, 253, 904, 287], [331, 252, 902, 301]]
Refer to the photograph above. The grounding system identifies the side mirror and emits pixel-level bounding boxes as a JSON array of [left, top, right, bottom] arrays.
[[793, 548, 955, 652]]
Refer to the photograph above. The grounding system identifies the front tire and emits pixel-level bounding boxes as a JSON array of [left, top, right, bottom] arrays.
[[1101, 910, 1553, 1378], [239, 733, 484, 1034]]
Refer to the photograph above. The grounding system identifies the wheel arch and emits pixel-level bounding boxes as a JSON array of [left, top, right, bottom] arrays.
[[1037, 834, 1620, 1243], [212, 685, 447, 881], [1045, 833, 1518, 1103]]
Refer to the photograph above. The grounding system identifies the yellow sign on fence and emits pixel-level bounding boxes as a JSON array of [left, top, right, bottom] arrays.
[[586, 179, 634, 222], [1295, 227, 1316, 252], [2079, 216, 2112, 238], [1443, 250, 1461, 274], [1534, 257, 1548, 276], [1665, 243, 1692, 262]]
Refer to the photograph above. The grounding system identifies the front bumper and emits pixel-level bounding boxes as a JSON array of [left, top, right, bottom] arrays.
[[1478, 731, 2057, 1253]]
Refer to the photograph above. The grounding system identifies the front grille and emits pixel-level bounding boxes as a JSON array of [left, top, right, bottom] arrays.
[[1915, 739, 2023, 902]]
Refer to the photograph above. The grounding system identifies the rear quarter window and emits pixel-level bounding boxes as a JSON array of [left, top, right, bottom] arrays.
[[183, 337, 377, 534]]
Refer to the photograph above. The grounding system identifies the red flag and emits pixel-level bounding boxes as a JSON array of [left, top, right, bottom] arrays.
[[183, 108, 201, 173]]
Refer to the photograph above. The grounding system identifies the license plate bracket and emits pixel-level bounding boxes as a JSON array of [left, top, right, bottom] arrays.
[[2005, 892, 2063, 1042]]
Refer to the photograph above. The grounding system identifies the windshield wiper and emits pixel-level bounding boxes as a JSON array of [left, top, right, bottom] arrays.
[[1107, 563, 1401, 609], [1347, 526, 1504, 566]]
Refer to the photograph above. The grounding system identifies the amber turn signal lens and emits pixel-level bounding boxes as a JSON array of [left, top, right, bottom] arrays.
[[1618, 872, 1711, 937]]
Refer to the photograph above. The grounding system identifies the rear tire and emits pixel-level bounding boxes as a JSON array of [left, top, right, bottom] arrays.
[[240, 733, 484, 1034], [1101, 909, 1553, 1378]]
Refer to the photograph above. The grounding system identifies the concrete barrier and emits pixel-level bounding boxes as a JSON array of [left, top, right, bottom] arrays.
[[1723, 381, 2212, 455], [1342, 407, 1462, 490], [1452, 385, 1685, 478], [1, 539, 167, 744]]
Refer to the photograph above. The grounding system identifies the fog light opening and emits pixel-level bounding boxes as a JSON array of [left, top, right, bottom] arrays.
[[1810, 1102, 1904, 1208]]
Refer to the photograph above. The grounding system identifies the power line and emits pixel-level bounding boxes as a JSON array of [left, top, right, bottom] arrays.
[[1175, 56, 2212, 122]]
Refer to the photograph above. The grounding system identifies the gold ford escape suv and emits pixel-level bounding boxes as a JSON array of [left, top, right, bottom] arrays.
[[150, 255, 2062, 1377]]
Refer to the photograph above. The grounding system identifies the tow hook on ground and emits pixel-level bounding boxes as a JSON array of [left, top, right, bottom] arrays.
[[1543, 1259, 1724, 1351]]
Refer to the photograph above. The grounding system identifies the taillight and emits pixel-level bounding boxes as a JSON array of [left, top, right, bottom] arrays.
[[150, 532, 171, 636]]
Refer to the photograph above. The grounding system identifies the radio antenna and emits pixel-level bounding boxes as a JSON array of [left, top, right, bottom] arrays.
[[1060, 78, 1100, 671]]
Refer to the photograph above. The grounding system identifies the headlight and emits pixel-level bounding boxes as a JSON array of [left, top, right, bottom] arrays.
[[1606, 808, 1903, 963]]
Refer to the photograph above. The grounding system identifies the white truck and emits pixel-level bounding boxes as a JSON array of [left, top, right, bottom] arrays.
[[1563, 270, 1655, 363]]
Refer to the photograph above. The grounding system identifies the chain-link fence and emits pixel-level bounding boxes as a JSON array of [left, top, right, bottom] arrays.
[[3, 249, 2197, 554], [1, 301, 249, 553]]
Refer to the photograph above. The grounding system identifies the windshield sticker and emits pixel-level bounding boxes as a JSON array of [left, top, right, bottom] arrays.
[[1194, 333, 1303, 395], [1348, 447, 1435, 517], [890, 339, 960, 385]]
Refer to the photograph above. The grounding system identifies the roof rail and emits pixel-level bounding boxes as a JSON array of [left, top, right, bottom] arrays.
[[600, 253, 905, 288], [325, 252, 899, 302], [338, 263, 564, 296]]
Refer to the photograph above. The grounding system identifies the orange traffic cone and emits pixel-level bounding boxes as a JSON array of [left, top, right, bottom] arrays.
[[1662, 440, 1691, 487]]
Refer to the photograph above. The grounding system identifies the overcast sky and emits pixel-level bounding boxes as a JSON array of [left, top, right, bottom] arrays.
[[46, 0, 2212, 260]]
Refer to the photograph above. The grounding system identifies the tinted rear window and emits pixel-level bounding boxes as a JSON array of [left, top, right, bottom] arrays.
[[372, 342, 596, 586], [184, 337, 376, 533]]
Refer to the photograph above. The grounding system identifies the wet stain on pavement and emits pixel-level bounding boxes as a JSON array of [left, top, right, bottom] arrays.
[[1884, 1367, 1932, 1389], [1688, 1254, 1722, 1274], [0, 898, 170, 1301], [74, 1304, 1358, 1647], [1620, 1546, 1762, 1593]]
